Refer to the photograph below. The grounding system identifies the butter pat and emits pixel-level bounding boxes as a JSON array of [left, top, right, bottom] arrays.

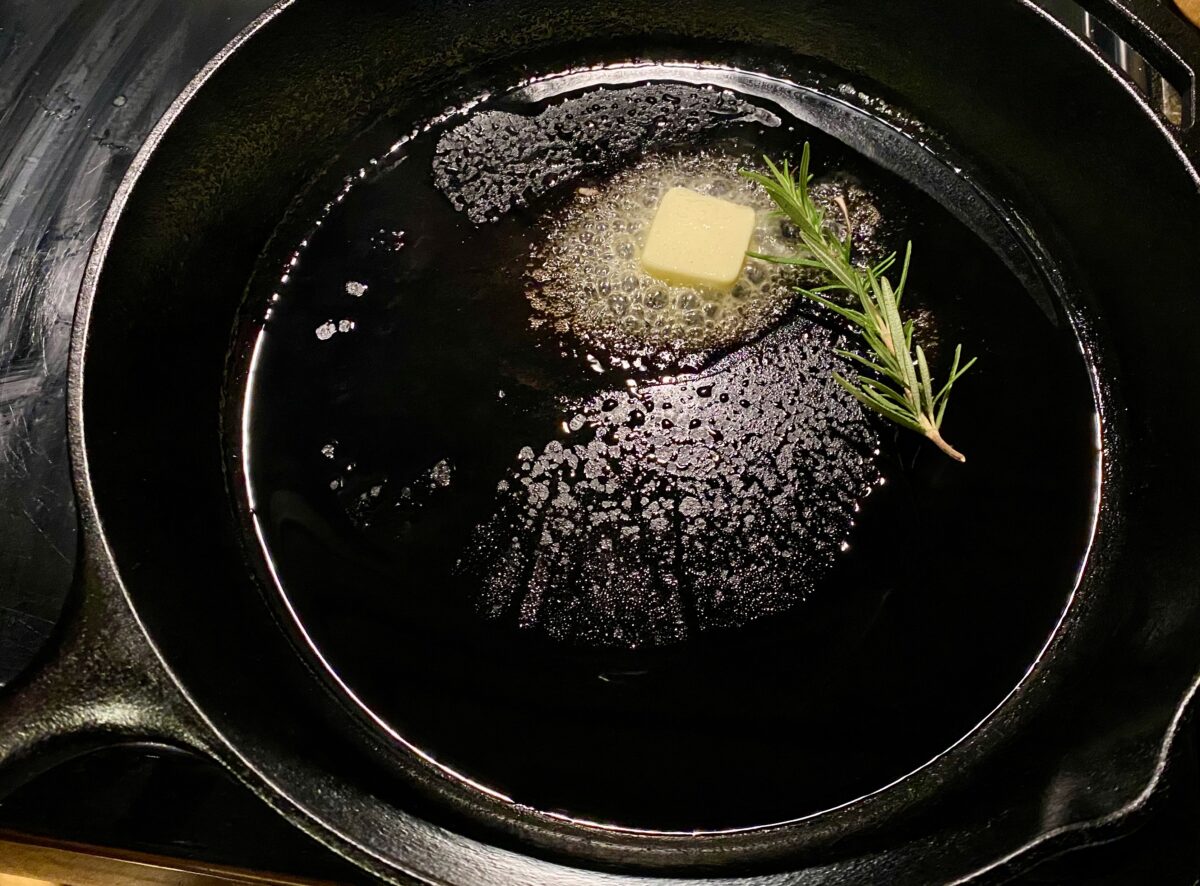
[[640, 187, 756, 290]]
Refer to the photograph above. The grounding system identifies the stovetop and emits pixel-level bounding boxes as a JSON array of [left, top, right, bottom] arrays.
[[0, 1, 1196, 882]]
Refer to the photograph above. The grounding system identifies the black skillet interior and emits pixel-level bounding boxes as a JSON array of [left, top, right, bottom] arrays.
[[76, 0, 1200, 880], [231, 48, 1102, 834]]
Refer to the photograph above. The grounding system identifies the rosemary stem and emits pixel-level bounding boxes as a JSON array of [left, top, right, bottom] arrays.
[[920, 417, 966, 462], [741, 145, 975, 463]]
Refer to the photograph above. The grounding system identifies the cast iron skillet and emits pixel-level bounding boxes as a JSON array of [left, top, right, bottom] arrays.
[[1, 0, 1199, 882]]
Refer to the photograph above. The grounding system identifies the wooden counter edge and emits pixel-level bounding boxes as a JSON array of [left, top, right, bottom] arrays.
[[0, 830, 349, 886], [1175, 0, 1200, 30]]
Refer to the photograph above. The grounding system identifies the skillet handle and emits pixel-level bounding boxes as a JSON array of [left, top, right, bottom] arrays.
[[1073, 0, 1200, 158], [0, 538, 204, 797]]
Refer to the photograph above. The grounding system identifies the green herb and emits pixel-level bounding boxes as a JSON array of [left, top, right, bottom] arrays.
[[740, 144, 977, 462]]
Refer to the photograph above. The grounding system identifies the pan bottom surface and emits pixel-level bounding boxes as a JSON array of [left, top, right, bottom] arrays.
[[234, 53, 1101, 833]]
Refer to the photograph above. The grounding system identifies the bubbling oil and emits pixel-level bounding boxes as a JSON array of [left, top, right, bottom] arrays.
[[530, 153, 889, 369], [459, 320, 880, 648], [433, 82, 779, 224], [456, 143, 888, 646], [529, 152, 790, 363]]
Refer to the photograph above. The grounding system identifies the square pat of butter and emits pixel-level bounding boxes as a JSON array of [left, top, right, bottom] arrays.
[[640, 187, 756, 290]]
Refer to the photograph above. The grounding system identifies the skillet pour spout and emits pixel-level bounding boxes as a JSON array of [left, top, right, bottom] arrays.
[[1, 0, 1200, 883]]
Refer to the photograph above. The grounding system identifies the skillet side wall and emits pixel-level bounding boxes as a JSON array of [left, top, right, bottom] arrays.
[[77, 0, 1200, 880]]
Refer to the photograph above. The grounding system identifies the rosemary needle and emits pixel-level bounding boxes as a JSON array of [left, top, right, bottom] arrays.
[[740, 144, 977, 462]]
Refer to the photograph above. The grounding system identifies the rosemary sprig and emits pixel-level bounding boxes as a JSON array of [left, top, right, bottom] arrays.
[[740, 144, 977, 462]]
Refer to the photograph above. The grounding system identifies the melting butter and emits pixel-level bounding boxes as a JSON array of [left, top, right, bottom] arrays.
[[640, 187, 756, 290], [527, 152, 802, 367]]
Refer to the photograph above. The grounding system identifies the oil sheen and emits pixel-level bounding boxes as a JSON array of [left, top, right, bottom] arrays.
[[237, 62, 1101, 832]]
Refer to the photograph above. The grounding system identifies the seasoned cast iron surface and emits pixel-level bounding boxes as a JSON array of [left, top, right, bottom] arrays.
[[0, 0, 270, 688]]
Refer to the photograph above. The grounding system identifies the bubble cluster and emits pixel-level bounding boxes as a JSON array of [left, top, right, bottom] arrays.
[[314, 318, 355, 340], [458, 321, 881, 649], [528, 152, 804, 366], [433, 83, 779, 224], [528, 152, 893, 369], [331, 456, 455, 532]]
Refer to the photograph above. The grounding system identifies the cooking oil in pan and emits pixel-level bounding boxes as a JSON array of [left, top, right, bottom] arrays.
[[237, 60, 1101, 832], [525, 150, 886, 365]]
